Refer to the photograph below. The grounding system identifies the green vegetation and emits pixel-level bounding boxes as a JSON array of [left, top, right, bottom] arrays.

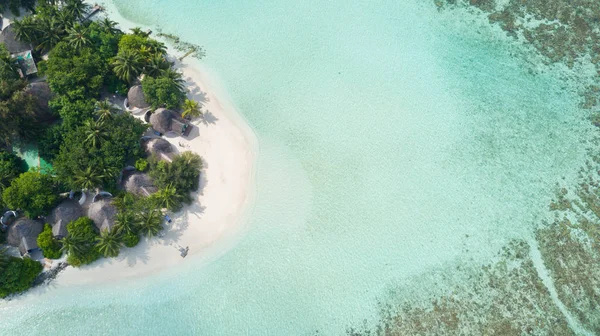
[[149, 151, 202, 204], [37, 224, 62, 259], [142, 73, 186, 109], [0, 1, 202, 296], [96, 229, 121, 258], [182, 99, 202, 119], [0, 150, 26, 207], [135, 158, 148, 172], [2, 170, 59, 218], [64, 217, 100, 267], [0, 251, 42, 298]]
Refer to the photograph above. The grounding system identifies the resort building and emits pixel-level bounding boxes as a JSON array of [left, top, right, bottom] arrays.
[[124, 172, 158, 197], [46, 199, 84, 239], [0, 24, 37, 77], [87, 199, 117, 232], [7, 218, 43, 256], [149, 108, 193, 137], [126, 85, 150, 110], [144, 137, 175, 162]]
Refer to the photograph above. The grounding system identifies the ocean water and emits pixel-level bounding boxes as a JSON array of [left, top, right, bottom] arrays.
[[0, 0, 595, 335]]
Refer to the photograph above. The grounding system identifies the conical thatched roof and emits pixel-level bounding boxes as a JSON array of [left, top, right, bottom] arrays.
[[144, 138, 173, 157], [149, 108, 174, 134], [0, 25, 32, 54], [7, 218, 43, 255], [124, 172, 158, 197], [25, 82, 54, 121], [87, 199, 117, 232], [127, 85, 150, 109], [46, 199, 83, 238]]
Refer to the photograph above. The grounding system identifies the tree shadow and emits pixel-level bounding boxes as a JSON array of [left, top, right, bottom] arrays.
[[199, 110, 218, 125], [114, 245, 151, 267]]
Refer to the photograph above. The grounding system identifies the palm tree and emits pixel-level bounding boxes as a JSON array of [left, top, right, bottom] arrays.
[[95, 99, 116, 122], [162, 68, 186, 91], [179, 151, 203, 170], [11, 17, 37, 43], [83, 119, 108, 148], [35, 17, 63, 52], [60, 235, 83, 256], [73, 166, 104, 190], [64, 0, 90, 22], [115, 211, 137, 236], [99, 18, 119, 35], [153, 184, 183, 211], [181, 99, 202, 119], [144, 53, 171, 77], [66, 24, 90, 50], [113, 192, 138, 211], [113, 50, 143, 84], [137, 209, 163, 237], [130, 27, 149, 37], [96, 229, 121, 258]]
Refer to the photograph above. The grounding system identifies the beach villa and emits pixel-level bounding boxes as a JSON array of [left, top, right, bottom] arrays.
[[0, 24, 37, 77]]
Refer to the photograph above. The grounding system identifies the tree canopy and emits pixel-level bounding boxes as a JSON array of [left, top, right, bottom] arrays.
[[2, 170, 59, 218]]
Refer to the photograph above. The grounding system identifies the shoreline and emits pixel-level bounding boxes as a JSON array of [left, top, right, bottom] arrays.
[[45, 1, 259, 286]]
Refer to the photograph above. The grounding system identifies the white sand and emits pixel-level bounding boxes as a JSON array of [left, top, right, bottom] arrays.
[[52, 2, 258, 286]]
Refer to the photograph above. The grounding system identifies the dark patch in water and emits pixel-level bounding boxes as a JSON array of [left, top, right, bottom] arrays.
[[347, 0, 600, 334]]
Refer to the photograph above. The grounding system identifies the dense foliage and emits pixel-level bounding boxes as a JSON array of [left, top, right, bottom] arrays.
[[0, 45, 45, 146], [149, 151, 202, 205], [0, 150, 26, 207], [141, 74, 186, 109], [2, 171, 59, 218], [37, 224, 62, 259], [0, 253, 42, 298], [64, 217, 100, 267], [53, 113, 146, 191]]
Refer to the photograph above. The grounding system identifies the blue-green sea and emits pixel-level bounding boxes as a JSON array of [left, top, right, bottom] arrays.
[[0, 0, 595, 334]]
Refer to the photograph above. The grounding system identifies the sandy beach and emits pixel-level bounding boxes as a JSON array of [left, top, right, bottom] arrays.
[[47, 1, 258, 286]]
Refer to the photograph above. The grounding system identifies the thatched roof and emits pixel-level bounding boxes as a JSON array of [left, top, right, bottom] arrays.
[[0, 25, 32, 54], [124, 172, 158, 197], [149, 108, 174, 134], [87, 199, 117, 232], [46, 199, 83, 238], [7, 218, 43, 255], [127, 85, 150, 109], [144, 138, 173, 157], [25, 82, 54, 120], [149, 108, 194, 136]]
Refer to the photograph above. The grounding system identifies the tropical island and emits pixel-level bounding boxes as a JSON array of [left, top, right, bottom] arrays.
[[0, 0, 254, 298]]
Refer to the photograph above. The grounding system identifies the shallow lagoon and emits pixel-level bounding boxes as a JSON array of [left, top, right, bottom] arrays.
[[0, 0, 595, 334]]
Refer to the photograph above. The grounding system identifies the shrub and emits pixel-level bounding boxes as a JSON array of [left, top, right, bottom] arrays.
[[2, 171, 59, 218], [37, 224, 62, 259], [135, 158, 148, 172], [121, 232, 140, 248], [66, 217, 101, 267], [0, 256, 42, 298]]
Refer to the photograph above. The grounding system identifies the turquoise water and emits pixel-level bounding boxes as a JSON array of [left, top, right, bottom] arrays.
[[0, 0, 594, 334], [12, 142, 53, 173]]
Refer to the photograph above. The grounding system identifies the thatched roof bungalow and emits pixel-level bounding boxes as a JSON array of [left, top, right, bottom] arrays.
[[87, 199, 117, 232], [7, 218, 43, 256], [150, 108, 193, 137], [0, 25, 37, 76], [143, 138, 174, 161], [124, 172, 158, 197], [46, 199, 83, 239], [0, 24, 32, 54], [127, 85, 150, 109]]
